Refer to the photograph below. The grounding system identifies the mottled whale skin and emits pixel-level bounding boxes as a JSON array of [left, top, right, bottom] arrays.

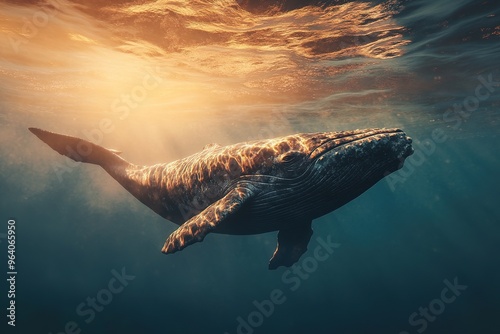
[[29, 127, 413, 269]]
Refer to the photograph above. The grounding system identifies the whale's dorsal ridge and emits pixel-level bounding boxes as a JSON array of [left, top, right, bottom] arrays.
[[203, 143, 221, 150]]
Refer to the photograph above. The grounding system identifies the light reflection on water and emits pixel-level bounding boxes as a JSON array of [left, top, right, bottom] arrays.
[[0, 0, 409, 121]]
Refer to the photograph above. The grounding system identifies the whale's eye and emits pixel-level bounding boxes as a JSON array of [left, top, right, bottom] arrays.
[[279, 151, 302, 163]]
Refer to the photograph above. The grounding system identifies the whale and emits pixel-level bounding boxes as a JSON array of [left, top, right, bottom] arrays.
[[29, 127, 413, 269]]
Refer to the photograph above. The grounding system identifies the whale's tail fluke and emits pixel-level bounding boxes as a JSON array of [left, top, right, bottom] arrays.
[[29, 127, 158, 214], [28, 127, 128, 169]]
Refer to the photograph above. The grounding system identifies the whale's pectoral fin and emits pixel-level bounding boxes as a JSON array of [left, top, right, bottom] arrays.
[[161, 186, 254, 255], [268, 222, 313, 270]]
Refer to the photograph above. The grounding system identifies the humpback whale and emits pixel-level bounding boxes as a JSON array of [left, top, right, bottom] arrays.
[[29, 127, 413, 269]]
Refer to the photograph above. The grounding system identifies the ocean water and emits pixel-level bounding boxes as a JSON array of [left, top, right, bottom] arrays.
[[1, 0, 499, 333]]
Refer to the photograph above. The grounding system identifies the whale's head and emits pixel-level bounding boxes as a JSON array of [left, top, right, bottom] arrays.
[[255, 128, 413, 202], [308, 128, 413, 174]]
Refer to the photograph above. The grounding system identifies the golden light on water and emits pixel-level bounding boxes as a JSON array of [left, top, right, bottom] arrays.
[[68, 33, 96, 43], [1, 1, 408, 104], [1, 0, 411, 164]]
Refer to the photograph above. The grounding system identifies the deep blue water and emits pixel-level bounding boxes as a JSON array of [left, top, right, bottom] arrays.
[[1, 0, 499, 333]]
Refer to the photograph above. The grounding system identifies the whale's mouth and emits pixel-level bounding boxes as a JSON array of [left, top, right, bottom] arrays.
[[309, 128, 413, 160]]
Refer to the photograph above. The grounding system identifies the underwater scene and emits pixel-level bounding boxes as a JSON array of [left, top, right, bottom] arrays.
[[1, 0, 499, 333]]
